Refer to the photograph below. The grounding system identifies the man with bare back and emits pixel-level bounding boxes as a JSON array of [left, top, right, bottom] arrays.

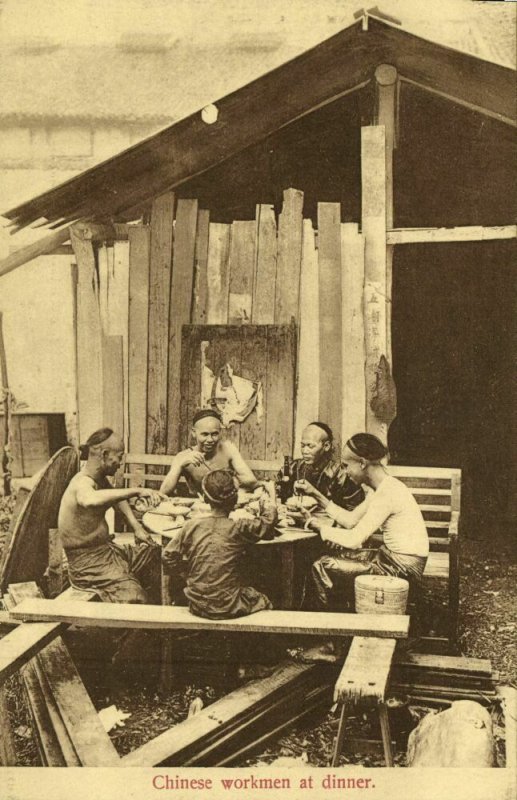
[[59, 427, 163, 603], [160, 409, 259, 497]]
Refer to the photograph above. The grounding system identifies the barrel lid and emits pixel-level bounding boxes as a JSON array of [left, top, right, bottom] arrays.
[[355, 574, 409, 591]]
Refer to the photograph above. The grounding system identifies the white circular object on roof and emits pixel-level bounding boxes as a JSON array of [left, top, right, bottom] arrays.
[[201, 104, 219, 124]]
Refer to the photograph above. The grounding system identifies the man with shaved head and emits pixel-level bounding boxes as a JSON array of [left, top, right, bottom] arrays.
[[58, 427, 163, 603], [278, 422, 364, 510]]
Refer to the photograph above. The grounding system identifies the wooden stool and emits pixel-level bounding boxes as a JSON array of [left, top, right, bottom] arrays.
[[332, 636, 397, 767]]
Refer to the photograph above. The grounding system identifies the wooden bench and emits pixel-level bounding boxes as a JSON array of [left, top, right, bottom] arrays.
[[120, 455, 461, 651], [387, 466, 461, 654], [10, 599, 410, 639], [332, 636, 398, 766]]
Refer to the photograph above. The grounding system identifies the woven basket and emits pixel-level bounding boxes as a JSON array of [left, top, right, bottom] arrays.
[[354, 574, 409, 615]]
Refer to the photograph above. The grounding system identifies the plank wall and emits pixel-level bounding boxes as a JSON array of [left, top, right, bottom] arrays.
[[78, 188, 369, 459]]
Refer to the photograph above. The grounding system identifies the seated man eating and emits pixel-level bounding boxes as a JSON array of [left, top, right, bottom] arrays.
[[279, 421, 364, 510], [299, 433, 429, 609], [58, 428, 162, 603], [160, 408, 259, 497], [162, 469, 278, 619]]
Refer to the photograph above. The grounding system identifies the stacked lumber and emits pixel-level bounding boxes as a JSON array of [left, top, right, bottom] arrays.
[[123, 660, 337, 767], [3, 582, 119, 767], [391, 653, 498, 705]]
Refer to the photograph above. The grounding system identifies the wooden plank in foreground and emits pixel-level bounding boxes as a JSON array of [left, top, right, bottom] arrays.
[[0, 587, 94, 685], [11, 600, 409, 638], [122, 660, 322, 766]]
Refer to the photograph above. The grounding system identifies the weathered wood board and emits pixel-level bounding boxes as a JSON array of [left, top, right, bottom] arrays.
[[0, 447, 78, 594], [179, 325, 296, 460], [147, 192, 174, 453], [128, 224, 151, 452], [11, 600, 410, 638]]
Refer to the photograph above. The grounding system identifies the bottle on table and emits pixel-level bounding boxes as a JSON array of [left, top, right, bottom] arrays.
[[278, 455, 291, 505]]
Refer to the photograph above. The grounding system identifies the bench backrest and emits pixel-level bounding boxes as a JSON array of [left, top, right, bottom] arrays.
[[120, 454, 461, 542], [387, 465, 461, 543]]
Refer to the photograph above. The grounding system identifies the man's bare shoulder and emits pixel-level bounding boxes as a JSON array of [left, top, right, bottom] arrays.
[[66, 473, 96, 492]]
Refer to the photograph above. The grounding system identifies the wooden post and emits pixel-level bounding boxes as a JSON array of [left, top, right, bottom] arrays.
[[375, 64, 397, 385], [48, 528, 64, 598], [147, 193, 174, 454], [318, 203, 342, 450], [128, 225, 151, 456], [294, 220, 319, 455], [341, 223, 366, 442], [0, 683, 16, 765], [167, 199, 198, 453], [361, 126, 388, 442], [70, 225, 103, 444]]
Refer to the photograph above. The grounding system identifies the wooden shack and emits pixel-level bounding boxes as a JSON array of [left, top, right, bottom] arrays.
[[1, 16, 515, 530]]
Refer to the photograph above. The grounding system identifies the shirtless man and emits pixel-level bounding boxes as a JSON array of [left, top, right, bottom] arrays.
[[59, 427, 163, 603], [160, 409, 258, 497]]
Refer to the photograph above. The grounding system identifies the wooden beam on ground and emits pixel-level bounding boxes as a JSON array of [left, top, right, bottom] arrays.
[[318, 202, 343, 450], [128, 225, 151, 455], [252, 204, 277, 324], [228, 220, 256, 324], [122, 661, 327, 766], [167, 198, 198, 453], [275, 188, 304, 324], [361, 125, 389, 443], [206, 223, 231, 324], [341, 223, 366, 441], [192, 209, 210, 324], [294, 219, 319, 454], [387, 225, 517, 245], [0, 586, 94, 686], [8, 582, 119, 767], [147, 192, 174, 454], [70, 226, 103, 444], [0, 227, 71, 279], [0, 684, 16, 765], [10, 600, 410, 638]]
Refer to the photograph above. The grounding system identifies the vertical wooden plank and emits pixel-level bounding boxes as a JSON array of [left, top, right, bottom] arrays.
[[228, 221, 255, 324], [112, 241, 130, 447], [179, 325, 197, 449], [102, 335, 124, 435], [128, 225, 150, 452], [206, 223, 231, 324], [252, 205, 277, 324], [239, 326, 267, 460], [18, 416, 50, 477], [71, 226, 103, 444], [375, 65, 397, 369], [318, 202, 343, 452], [97, 244, 110, 334], [192, 209, 210, 324], [167, 198, 198, 454], [341, 223, 366, 441], [147, 192, 174, 454], [47, 528, 64, 598], [0, 684, 16, 765], [275, 188, 304, 324], [294, 220, 319, 456], [265, 325, 296, 461], [362, 126, 388, 442]]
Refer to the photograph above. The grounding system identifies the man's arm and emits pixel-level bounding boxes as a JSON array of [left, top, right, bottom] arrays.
[[116, 500, 156, 545], [160, 450, 206, 495], [318, 494, 389, 549], [76, 476, 142, 509], [226, 442, 258, 489], [236, 497, 279, 543]]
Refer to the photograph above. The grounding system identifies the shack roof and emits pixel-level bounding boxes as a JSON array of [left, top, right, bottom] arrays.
[[3, 17, 516, 231]]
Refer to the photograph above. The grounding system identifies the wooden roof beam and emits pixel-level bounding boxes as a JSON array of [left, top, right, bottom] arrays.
[[387, 225, 517, 245]]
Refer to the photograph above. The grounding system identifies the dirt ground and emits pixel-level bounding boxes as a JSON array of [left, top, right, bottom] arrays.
[[1, 495, 515, 766]]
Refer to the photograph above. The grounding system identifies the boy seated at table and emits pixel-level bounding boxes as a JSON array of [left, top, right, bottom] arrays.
[[162, 470, 279, 619]]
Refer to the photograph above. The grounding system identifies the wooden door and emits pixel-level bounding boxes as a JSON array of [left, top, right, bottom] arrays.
[[179, 324, 296, 461]]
